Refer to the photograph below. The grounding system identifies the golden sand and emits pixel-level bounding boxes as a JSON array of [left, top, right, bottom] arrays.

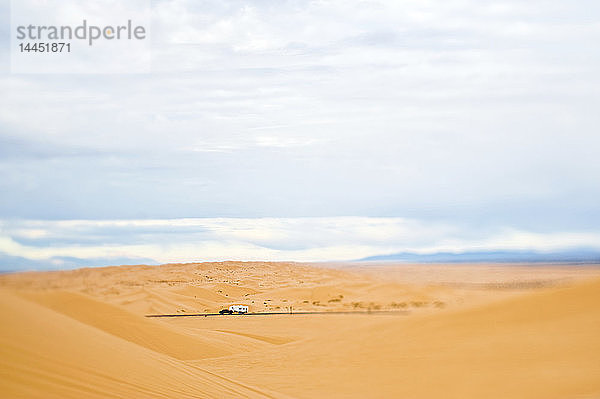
[[1, 262, 599, 398]]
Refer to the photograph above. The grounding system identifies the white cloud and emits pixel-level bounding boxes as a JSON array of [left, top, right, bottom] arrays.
[[0, 0, 599, 239], [1, 217, 599, 268]]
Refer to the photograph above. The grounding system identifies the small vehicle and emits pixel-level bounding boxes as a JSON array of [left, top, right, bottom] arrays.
[[229, 304, 249, 314], [219, 309, 233, 315]]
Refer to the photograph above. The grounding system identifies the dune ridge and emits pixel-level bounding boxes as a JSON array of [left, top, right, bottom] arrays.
[[0, 291, 274, 399]]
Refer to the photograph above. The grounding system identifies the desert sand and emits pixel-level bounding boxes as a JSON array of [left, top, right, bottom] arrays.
[[1, 261, 599, 398]]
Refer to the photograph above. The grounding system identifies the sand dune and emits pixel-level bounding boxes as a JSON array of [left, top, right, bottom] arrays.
[[18, 290, 234, 360], [201, 277, 600, 398], [0, 291, 275, 399], [1, 262, 599, 398]]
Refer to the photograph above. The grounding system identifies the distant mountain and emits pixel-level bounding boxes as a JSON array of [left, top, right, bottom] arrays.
[[0, 252, 158, 273], [358, 249, 600, 263]]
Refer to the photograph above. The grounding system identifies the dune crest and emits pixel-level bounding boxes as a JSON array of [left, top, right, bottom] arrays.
[[0, 291, 274, 398]]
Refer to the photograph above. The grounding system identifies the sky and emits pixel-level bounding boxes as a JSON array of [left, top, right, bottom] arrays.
[[0, 0, 599, 269]]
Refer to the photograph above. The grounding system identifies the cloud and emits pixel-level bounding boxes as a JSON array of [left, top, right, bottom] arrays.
[[0, 0, 599, 234], [1, 217, 599, 270]]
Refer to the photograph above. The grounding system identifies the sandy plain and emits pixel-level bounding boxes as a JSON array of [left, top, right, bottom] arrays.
[[1, 261, 599, 398]]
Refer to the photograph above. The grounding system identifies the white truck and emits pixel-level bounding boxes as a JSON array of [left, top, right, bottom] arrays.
[[228, 304, 249, 314]]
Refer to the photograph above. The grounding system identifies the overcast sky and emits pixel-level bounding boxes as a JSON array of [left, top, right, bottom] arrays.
[[1, 0, 599, 269]]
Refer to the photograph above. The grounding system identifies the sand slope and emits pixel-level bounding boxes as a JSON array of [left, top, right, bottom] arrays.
[[0, 290, 279, 398], [202, 277, 600, 398], [19, 290, 236, 360], [1, 262, 599, 398]]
